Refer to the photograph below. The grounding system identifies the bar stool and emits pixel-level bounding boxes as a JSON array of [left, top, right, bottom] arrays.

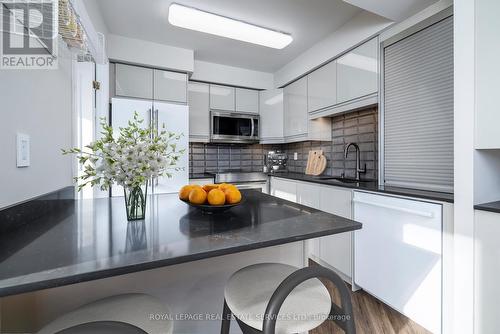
[[37, 293, 173, 334], [221, 263, 356, 334]]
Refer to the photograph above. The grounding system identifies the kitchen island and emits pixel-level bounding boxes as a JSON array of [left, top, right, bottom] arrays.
[[0, 189, 361, 297]]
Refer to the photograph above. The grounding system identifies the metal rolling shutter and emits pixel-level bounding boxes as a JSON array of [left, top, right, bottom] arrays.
[[384, 16, 453, 193]]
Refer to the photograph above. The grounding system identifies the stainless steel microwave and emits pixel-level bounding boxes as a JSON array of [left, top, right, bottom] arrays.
[[210, 111, 259, 143]]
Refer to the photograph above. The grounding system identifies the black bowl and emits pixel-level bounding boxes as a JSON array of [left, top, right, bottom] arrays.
[[180, 199, 242, 214]]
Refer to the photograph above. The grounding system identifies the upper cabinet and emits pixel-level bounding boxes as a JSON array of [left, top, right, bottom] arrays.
[[114, 63, 188, 104], [307, 60, 337, 112], [259, 89, 284, 143], [236, 88, 259, 113], [209, 84, 260, 113], [154, 69, 187, 103], [284, 76, 308, 141], [115, 63, 153, 100], [306, 37, 379, 119], [188, 82, 210, 142], [475, 0, 500, 149], [210, 84, 235, 111], [337, 37, 378, 104]]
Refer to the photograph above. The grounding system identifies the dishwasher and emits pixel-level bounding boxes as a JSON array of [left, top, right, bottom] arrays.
[[353, 191, 442, 334]]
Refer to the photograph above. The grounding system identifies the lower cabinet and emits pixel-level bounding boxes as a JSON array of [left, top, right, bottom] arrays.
[[270, 177, 297, 202], [317, 187, 352, 279], [474, 209, 500, 334], [270, 177, 353, 279]]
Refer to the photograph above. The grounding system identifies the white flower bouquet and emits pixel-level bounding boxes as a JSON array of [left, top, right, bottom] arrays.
[[63, 112, 184, 220]]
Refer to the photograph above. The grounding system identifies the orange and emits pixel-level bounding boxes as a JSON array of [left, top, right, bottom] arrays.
[[224, 188, 242, 204], [219, 183, 238, 192], [207, 189, 226, 206], [179, 185, 195, 201], [189, 187, 207, 205], [202, 184, 219, 192]]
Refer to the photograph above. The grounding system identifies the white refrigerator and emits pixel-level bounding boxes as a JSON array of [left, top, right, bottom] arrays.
[[110, 97, 189, 196]]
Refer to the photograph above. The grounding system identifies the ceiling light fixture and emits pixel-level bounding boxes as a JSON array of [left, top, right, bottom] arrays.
[[168, 3, 293, 49]]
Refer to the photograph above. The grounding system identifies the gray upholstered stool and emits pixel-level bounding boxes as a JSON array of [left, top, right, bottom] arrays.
[[221, 263, 356, 334], [37, 293, 173, 334]]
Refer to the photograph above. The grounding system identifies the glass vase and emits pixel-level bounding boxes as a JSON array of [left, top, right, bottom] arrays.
[[124, 183, 148, 221]]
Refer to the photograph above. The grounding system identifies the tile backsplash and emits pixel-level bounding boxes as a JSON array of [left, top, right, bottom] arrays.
[[189, 107, 378, 180], [189, 143, 281, 174]]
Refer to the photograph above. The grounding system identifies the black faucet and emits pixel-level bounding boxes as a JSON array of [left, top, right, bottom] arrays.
[[344, 143, 366, 181]]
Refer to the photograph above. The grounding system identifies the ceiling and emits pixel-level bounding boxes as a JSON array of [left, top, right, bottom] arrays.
[[95, 0, 362, 72], [343, 0, 440, 21]]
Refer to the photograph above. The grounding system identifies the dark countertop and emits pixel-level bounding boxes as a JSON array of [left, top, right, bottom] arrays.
[[0, 190, 361, 297], [269, 172, 454, 203], [189, 173, 215, 180], [475, 201, 500, 214]]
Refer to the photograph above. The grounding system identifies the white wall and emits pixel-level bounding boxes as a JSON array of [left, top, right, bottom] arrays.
[[274, 11, 392, 87], [107, 34, 194, 73], [0, 42, 74, 209], [78, 0, 109, 37], [191, 60, 274, 89]]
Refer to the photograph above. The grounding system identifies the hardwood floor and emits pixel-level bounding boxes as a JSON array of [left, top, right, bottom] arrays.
[[309, 260, 432, 334]]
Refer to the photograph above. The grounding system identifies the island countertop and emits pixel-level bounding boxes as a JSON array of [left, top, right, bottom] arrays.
[[0, 189, 361, 297]]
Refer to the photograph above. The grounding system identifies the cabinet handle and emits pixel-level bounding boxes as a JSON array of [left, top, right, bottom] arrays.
[[353, 198, 435, 218]]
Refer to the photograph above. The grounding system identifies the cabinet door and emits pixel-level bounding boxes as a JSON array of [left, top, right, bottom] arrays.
[[154, 69, 187, 103], [259, 89, 284, 142], [188, 82, 210, 142], [307, 61, 337, 112], [115, 63, 153, 100], [284, 77, 308, 139], [270, 177, 297, 202], [337, 37, 378, 104], [296, 182, 320, 209], [318, 186, 352, 278], [210, 84, 235, 111], [236, 88, 259, 113], [475, 210, 500, 333]]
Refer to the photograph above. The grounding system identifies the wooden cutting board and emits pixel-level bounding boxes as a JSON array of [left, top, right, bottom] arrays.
[[311, 155, 327, 176], [305, 150, 326, 175]]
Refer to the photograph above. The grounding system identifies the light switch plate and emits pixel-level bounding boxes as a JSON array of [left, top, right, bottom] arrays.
[[294, 152, 298, 160], [16, 133, 30, 167]]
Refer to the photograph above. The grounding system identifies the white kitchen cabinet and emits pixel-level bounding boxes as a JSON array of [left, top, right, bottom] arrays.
[[337, 37, 378, 104], [259, 89, 284, 144], [284, 77, 308, 141], [317, 186, 353, 279], [474, 209, 500, 333], [307, 60, 337, 112], [475, 0, 500, 148], [115, 63, 153, 100], [236, 88, 259, 114], [270, 177, 297, 202], [188, 82, 210, 142], [154, 69, 187, 103], [210, 84, 235, 111], [296, 182, 320, 209], [354, 191, 442, 334]]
